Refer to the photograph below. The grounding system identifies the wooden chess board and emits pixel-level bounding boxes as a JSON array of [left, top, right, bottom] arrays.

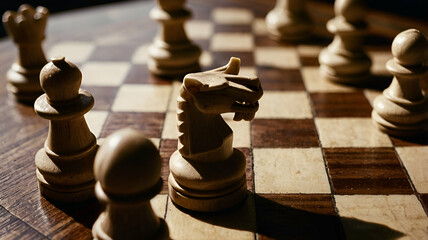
[[1, 0, 428, 239]]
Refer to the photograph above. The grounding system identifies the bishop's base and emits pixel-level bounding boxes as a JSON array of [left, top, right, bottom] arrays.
[[371, 110, 428, 137], [168, 176, 247, 212], [37, 170, 95, 203]]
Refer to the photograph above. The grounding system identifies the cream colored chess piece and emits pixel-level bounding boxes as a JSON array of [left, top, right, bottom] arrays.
[[168, 57, 263, 212], [34, 57, 97, 202], [92, 128, 169, 240], [318, 0, 371, 84], [265, 0, 313, 41], [3, 4, 49, 102], [372, 29, 428, 136], [148, 0, 201, 77]]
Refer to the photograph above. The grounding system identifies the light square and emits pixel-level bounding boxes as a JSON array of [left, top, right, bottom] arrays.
[[255, 47, 300, 69], [112, 84, 171, 112], [252, 18, 268, 36], [222, 113, 251, 148], [186, 20, 213, 40], [396, 146, 428, 193], [315, 118, 392, 148], [81, 62, 131, 86], [296, 45, 323, 57], [210, 33, 254, 52], [302, 67, 356, 93], [167, 81, 182, 112], [85, 110, 108, 138], [239, 66, 257, 77], [253, 148, 331, 194], [166, 196, 256, 240], [48, 41, 95, 63], [212, 8, 253, 25], [161, 112, 178, 140], [336, 195, 428, 239], [256, 91, 312, 119], [151, 194, 167, 218], [131, 44, 150, 64], [368, 50, 393, 76]]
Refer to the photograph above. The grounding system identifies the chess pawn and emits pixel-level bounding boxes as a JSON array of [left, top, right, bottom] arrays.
[[148, 0, 201, 78], [265, 0, 313, 42], [372, 29, 428, 136], [318, 0, 372, 84], [3, 4, 48, 102], [92, 128, 169, 240], [34, 57, 97, 202]]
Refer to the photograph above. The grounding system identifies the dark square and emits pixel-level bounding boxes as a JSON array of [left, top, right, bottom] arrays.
[[87, 44, 138, 62], [257, 66, 305, 91], [211, 52, 254, 68], [300, 56, 319, 66], [252, 119, 319, 148], [100, 112, 165, 138], [254, 35, 294, 47], [324, 148, 413, 194], [214, 25, 252, 32], [159, 139, 177, 194], [82, 86, 118, 111], [311, 92, 373, 117], [420, 194, 428, 216], [255, 194, 343, 240], [124, 64, 175, 85]]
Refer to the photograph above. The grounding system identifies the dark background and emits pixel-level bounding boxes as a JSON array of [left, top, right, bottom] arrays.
[[0, 0, 427, 38]]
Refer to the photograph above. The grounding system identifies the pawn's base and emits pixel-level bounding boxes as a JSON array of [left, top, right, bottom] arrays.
[[169, 175, 247, 212], [37, 170, 95, 202], [320, 65, 371, 85], [148, 61, 201, 79], [93, 215, 170, 240], [372, 110, 428, 137]]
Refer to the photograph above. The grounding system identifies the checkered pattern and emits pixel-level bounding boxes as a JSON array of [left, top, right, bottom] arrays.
[[46, 7, 428, 240]]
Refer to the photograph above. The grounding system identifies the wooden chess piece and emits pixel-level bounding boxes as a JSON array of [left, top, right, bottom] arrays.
[[168, 57, 263, 212], [92, 128, 169, 240], [265, 0, 313, 42], [372, 29, 428, 137], [34, 57, 97, 202], [318, 0, 372, 84], [148, 0, 201, 78], [3, 4, 48, 102]]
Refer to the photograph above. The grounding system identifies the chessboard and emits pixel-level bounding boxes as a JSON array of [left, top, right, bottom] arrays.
[[1, 0, 428, 239]]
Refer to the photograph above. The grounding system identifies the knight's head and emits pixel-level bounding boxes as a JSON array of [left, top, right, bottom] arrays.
[[183, 57, 263, 121]]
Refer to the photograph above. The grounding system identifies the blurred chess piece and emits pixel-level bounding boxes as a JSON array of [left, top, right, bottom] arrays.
[[318, 0, 372, 84], [148, 0, 201, 78], [34, 57, 97, 202], [92, 128, 169, 240], [3, 4, 48, 102], [266, 0, 313, 42], [372, 29, 428, 137]]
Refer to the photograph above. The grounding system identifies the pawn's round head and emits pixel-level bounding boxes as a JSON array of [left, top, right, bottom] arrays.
[[39, 57, 82, 102], [392, 29, 428, 66], [94, 128, 162, 197], [334, 0, 366, 22]]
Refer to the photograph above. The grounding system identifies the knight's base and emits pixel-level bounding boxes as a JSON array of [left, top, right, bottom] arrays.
[[37, 170, 95, 202], [169, 176, 247, 212], [371, 110, 428, 137]]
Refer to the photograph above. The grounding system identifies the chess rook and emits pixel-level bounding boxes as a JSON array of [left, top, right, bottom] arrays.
[[34, 57, 97, 202], [266, 0, 313, 42], [168, 57, 263, 212], [148, 0, 201, 77], [318, 0, 372, 84], [372, 29, 428, 137], [3, 4, 48, 102], [92, 128, 169, 240]]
